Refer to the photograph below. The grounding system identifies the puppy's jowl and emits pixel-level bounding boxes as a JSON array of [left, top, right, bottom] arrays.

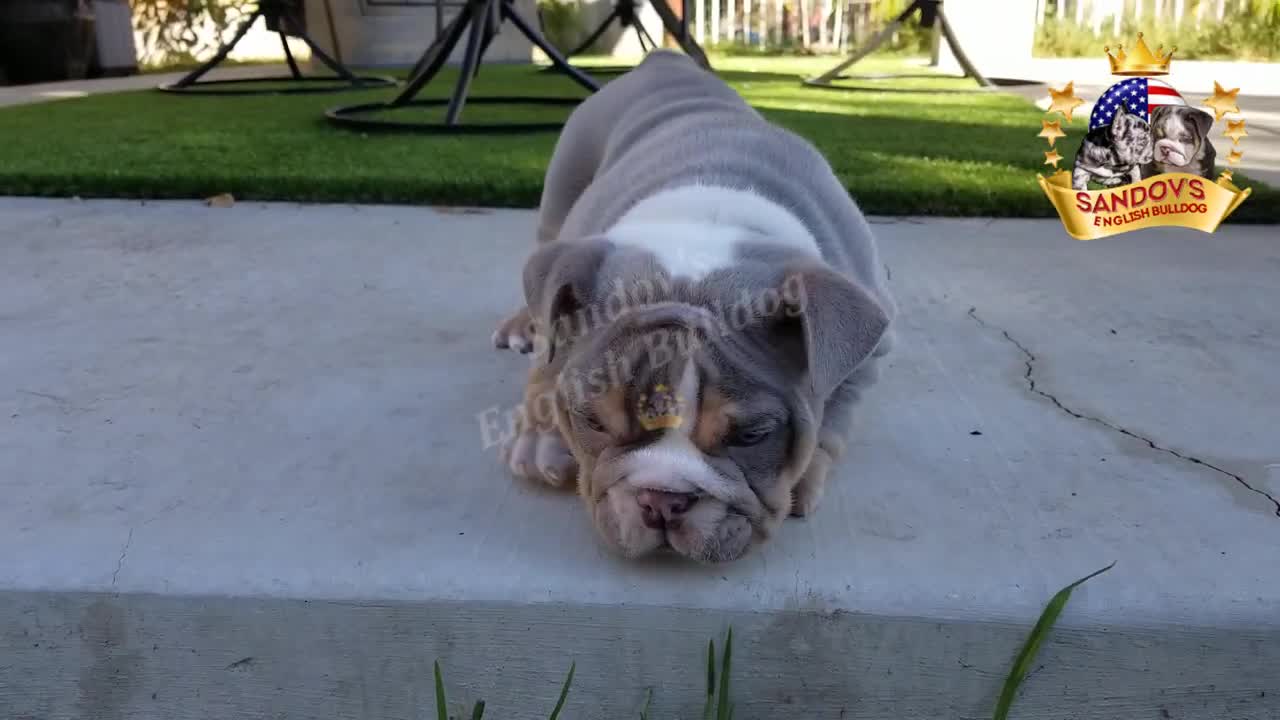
[[492, 51, 896, 564]]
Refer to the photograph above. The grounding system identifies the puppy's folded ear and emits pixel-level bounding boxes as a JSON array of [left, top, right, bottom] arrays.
[[1188, 107, 1214, 137], [774, 265, 891, 400], [522, 239, 611, 363]]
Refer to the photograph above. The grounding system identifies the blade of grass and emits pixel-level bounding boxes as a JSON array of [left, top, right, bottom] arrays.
[[547, 662, 576, 720], [717, 628, 733, 720], [638, 687, 653, 720], [993, 562, 1115, 720], [471, 700, 486, 720], [434, 661, 448, 720], [703, 639, 716, 720]]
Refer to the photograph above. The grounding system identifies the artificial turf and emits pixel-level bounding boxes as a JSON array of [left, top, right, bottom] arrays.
[[0, 55, 1275, 221]]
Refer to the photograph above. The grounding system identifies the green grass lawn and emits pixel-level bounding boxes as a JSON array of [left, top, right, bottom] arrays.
[[0, 55, 1275, 221]]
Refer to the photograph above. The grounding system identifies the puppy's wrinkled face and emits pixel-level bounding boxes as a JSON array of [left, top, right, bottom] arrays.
[[1109, 105, 1154, 165], [553, 306, 815, 564], [522, 238, 891, 564], [1150, 105, 1212, 168]]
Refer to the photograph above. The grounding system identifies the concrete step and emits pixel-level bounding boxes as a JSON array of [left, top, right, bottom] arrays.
[[1, 198, 1277, 719]]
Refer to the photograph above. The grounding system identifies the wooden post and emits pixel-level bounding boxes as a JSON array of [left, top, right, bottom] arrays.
[[726, 0, 736, 42], [1135, 0, 1143, 21], [743, 0, 752, 44], [696, 0, 705, 43], [774, 0, 784, 45], [832, 0, 844, 51], [752, 0, 762, 46], [798, 0, 809, 47], [711, 0, 721, 44]]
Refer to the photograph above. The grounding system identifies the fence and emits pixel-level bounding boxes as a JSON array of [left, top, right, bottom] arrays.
[[687, 0, 899, 53], [1036, 0, 1264, 34]]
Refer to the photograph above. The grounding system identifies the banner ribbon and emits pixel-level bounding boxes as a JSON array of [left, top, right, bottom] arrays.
[[1037, 171, 1252, 241]]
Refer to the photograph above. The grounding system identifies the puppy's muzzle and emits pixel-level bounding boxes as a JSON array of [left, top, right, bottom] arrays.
[[636, 489, 699, 529], [1155, 138, 1190, 167]]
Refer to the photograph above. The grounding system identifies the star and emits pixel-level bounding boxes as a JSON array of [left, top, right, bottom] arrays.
[[1223, 118, 1248, 144], [1203, 81, 1241, 121], [1047, 82, 1085, 123], [1044, 149, 1063, 167], [1227, 148, 1244, 164], [1038, 120, 1067, 147]]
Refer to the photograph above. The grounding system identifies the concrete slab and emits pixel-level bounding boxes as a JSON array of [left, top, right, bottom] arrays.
[[2, 198, 1278, 719], [0, 65, 287, 109]]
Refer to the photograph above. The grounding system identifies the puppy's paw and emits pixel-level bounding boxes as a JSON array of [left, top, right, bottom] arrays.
[[790, 446, 833, 518], [501, 426, 578, 489], [492, 307, 536, 354]]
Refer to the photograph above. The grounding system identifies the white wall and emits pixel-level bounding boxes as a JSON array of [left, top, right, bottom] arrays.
[[304, 0, 537, 67], [934, 0, 1037, 80]]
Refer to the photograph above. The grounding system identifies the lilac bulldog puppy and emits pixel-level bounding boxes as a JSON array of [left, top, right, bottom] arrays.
[[493, 50, 895, 563]]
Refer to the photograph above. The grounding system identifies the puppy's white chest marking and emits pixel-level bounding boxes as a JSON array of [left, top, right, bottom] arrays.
[[608, 185, 820, 282]]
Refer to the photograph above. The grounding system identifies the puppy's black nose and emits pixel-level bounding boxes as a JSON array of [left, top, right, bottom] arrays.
[[637, 490, 698, 529]]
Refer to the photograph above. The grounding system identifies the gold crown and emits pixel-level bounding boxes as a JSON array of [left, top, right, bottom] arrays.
[[637, 384, 685, 431], [1105, 33, 1175, 76]]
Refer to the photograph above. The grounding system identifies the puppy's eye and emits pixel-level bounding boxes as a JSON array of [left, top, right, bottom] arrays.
[[728, 424, 774, 447], [575, 412, 605, 433]]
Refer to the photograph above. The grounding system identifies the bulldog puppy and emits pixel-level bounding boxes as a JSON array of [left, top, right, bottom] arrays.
[[494, 50, 895, 563], [1142, 105, 1216, 179]]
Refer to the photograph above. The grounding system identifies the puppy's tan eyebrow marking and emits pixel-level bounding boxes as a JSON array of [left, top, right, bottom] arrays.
[[593, 384, 631, 437], [694, 387, 735, 452]]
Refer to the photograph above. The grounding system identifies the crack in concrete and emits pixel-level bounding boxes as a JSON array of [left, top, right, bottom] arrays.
[[111, 528, 134, 587], [968, 307, 1280, 519]]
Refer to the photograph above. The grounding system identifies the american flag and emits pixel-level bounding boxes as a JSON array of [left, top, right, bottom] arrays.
[[1088, 78, 1186, 130]]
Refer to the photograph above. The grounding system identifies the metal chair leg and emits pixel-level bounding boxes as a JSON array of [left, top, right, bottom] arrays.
[[172, 8, 262, 87]]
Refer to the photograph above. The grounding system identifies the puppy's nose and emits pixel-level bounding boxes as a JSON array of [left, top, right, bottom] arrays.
[[636, 490, 699, 529]]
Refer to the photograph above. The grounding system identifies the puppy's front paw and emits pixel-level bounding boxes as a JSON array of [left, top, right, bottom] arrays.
[[501, 426, 578, 489], [492, 307, 536, 354], [790, 446, 833, 518]]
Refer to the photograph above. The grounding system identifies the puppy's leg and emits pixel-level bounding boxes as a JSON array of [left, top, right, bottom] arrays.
[[1071, 166, 1092, 191], [791, 359, 878, 517], [500, 363, 578, 489], [492, 306, 536, 354]]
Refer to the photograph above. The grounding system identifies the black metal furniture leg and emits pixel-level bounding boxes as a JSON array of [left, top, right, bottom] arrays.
[[647, 0, 710, 69], [172, 9, 263, 87], [804, 0, 997, 92], [935, 6, 990, 86], [325, 0, 596, 133], [304, 31, 361, 82], [444, 0, 496, 123], [567, 6, 622, 57], [158, 2, 394, 94], [280, 32, 302, 79], [502, 0, 600, 92], [389, 0, 477, 106]]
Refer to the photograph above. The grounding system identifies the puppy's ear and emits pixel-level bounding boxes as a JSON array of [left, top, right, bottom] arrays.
[[1187, 107, 1214, 137], [773, 265, 890, 400], [522, 239, 611, 363]]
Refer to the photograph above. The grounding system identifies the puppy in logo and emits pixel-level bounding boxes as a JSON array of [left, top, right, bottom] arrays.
[[1141, 105, 1216, 180], [1071, 103, 1154, 190], [492, 50, 894, 564]]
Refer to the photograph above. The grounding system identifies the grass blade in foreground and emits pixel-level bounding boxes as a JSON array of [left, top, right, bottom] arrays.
[[993, 562, 1116, 720], [703, 639, 716, 720], [547, 662, 575, 720], [470, 700, 486, 719], [717, 628, 734, 720], [434, 661, 448, 720], [639, 687, 653, 720]]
